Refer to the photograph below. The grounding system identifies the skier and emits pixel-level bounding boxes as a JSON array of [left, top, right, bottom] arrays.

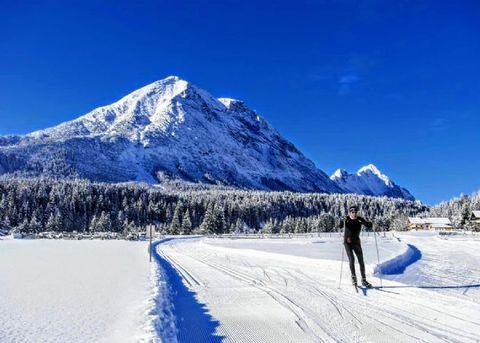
[[340, 205, 373, 288]]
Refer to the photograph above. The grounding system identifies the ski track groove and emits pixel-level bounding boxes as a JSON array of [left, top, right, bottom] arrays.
[[158, 251, 202, 288], [291, 268, 364, 329], [271, 267, 364, 332]]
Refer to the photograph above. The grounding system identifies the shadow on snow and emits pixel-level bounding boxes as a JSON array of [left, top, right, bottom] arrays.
[[363, 243, 480, 296], [374, 244, 422, 275], [382, 284, 480, 290], [360, 283, 480, 296], [153, 238, 224, 342]]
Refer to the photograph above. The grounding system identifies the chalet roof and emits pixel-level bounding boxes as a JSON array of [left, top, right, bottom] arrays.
[[430, 223, 453, 228], [472, 211, 480, 218], [408, 217, 425, 224], [408, 217, 452, 225]]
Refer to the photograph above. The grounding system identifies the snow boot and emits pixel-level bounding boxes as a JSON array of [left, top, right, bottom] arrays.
[[362, 279, 373, 288], [351, 275, 358, 287]]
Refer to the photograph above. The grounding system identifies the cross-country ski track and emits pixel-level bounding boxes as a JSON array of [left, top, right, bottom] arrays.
[[154, 233, 480, 342]]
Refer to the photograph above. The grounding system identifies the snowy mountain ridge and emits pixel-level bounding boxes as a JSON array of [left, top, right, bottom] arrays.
[[0, 76, 342, 193], [330, 164, 415, 200], [0, 76, 414, 199]]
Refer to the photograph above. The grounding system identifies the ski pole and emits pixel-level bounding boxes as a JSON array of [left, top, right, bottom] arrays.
[[338, 219, 346, 289], [373, 225, 383, 288], [339, 245, 345, 289]]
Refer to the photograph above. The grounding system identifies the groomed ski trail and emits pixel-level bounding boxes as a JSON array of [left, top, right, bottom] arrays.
[[155, 236, 480, 342]]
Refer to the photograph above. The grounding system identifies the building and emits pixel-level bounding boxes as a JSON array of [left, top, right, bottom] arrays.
[[470, 211, 480, 231], [407, 217, 453, 231], [407, 217, 425, 230]]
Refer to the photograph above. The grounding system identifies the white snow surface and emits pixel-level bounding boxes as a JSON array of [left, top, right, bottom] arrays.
[[383, 231, 480, 302], [0, 239, 162, 343], [156, 232, 480, 342], [2, 232, 480, 342]]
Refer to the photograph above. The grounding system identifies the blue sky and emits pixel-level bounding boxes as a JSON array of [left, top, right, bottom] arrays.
[[1, 0, 479, 205]]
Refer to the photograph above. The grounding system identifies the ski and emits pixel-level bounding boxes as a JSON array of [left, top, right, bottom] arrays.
[[370, 287, 400, 295], [356, 286, 400, 295]]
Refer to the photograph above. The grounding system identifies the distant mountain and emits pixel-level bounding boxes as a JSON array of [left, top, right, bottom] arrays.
[[330, 164, 415, 200], [0, 76, 342, 193]]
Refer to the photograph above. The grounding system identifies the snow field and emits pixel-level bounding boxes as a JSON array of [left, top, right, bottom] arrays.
[[156, 233, 480, 342], [384, 232, 480, 302], [0, 240, 158, 343]]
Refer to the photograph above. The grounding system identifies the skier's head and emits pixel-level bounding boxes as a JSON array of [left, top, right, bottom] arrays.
[[349, 205, 359, 218]]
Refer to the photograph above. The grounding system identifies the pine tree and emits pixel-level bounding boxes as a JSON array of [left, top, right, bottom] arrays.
[[89, 214, 99, 232], [182, 209, 193, 234], [18, 219, 30, 233], [171, 204, 183, 234], [263, 219, 274, 234], [391, 214, 408, 231], [214, 206, 226, 234], [46, 212, 62, 232], [96, 211, 112, 232], [234, 218, 243, 233], [29, 216, 42, 233], [200, 203, 217, 234]]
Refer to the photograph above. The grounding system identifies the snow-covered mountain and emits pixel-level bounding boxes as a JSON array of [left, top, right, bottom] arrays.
[[0, 76, 342, 193], [330, 164, 415, 200]]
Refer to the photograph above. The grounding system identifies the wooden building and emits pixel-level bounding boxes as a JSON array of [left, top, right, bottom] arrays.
[[407, 217, 453, 231], [470, 211, 480, 231]]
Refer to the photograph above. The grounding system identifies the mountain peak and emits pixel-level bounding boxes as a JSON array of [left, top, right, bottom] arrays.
[[132, 75, 190, 100], [330, 164, 415, 200], [330, 168, 349, 180], [358, 163, 380, 174], [148, 75, 191, 91], [163, 75, 182, 82], [357, 164, 391, 186]]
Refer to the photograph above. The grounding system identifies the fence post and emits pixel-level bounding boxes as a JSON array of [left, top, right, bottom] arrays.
[[149, 225, 152, 263]]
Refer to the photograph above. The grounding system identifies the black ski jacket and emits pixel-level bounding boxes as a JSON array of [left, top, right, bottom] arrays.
[[340, 216, 372, 244]]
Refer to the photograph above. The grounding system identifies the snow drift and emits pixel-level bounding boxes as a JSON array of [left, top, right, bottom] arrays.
[[374, 243, 422, 275]]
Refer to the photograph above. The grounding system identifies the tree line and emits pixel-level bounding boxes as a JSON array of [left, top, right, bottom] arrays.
[[430, 191, 480, 230], [0, 178, 429, 235]]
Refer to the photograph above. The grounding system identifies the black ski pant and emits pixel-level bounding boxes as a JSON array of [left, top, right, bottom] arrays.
[[344, 241, 366, 281]]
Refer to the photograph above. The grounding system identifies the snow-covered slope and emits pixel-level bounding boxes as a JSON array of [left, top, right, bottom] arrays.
[[0, 76, 341, 193], [331, 164, 415, 200]]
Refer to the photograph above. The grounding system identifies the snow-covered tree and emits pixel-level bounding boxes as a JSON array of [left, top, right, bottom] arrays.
[[182, 209, 193, 234]]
